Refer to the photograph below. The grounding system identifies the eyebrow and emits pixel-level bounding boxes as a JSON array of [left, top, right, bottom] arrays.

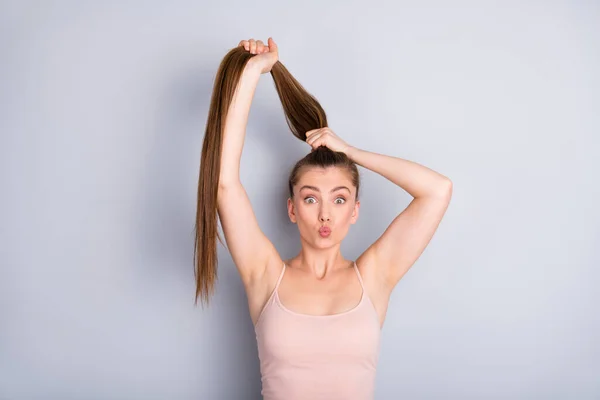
[[299, 185, 351, 194]]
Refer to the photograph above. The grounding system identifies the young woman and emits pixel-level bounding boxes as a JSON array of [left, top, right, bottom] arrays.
[[194, 37, 452, 400]]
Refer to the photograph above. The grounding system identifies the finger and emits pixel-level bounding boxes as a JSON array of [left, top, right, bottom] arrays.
[[268, 37, 278, 52], [307, 132, 323, 145], [249, 39, 257, 54], [256, 40, 264, 52], [306, 128, 320, 138], [312, 131, 326, 141]]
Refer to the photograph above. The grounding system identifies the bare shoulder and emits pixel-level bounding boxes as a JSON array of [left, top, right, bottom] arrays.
[[355, 246, 386, 292], [245, 251, 286, 326], [355, 246, 393, 327]]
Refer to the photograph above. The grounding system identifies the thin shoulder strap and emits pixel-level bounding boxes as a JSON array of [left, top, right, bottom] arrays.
[[353, 261, 366, 290], [274, 262, 286, 290], [255, 262, 287, 326]]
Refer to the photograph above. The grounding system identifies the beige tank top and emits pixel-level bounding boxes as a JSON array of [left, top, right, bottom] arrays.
[[254, 261, 382, 400]]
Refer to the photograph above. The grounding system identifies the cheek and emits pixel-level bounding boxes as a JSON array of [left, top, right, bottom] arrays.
[[294, 204, 314, 221], [341, 205, 355, 219]]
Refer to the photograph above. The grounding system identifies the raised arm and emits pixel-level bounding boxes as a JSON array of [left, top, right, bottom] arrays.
[[217, 39, 281, 287]]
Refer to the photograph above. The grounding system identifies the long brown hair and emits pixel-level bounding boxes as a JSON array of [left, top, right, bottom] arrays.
[[194, 45, 360, 306]]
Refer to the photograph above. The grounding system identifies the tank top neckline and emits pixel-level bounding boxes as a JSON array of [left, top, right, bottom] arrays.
[[274, 261, 367, 319]]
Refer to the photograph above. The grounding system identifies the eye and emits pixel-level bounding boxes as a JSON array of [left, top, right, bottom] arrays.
[[303, 196, 346, 204]]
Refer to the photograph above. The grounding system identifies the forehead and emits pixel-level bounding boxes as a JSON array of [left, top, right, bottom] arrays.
[[296, 167, 353, 188]]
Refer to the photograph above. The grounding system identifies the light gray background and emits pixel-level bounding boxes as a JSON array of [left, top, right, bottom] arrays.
[[1, 1, 598, 399]]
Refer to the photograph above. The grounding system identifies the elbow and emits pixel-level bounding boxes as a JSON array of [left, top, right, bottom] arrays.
[[436, 178, 453, 200]]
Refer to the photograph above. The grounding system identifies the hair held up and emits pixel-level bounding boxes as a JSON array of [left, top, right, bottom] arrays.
[[193, 43, 360, 306]]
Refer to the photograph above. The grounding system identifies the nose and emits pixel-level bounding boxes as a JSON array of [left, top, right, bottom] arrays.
[[319, 210, 331, 222]]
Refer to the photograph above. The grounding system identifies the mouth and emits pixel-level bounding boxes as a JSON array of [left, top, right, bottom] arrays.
[[318, 227, 331, 238]]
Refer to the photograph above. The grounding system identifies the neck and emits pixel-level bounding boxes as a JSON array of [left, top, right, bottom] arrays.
[[291, 245, 350, 280]]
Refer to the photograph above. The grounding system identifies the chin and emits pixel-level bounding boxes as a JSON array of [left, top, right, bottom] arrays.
[[315, 235, 338, 246]]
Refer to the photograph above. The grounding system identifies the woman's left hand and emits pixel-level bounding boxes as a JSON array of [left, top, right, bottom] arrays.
[[305, 127, 352, 154]]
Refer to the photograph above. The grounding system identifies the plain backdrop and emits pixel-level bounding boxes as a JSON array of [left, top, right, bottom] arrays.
[[1, 1, 599, 399]]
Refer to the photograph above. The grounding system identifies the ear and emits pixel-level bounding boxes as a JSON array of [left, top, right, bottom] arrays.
[[350, 200, 360, 224], [287, 197, 297, 223]]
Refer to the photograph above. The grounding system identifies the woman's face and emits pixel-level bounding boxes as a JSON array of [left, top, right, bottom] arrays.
[[288, 167, 359, 247]]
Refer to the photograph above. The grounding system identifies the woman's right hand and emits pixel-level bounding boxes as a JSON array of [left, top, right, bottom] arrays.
[[238, 37, 279, 74]]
